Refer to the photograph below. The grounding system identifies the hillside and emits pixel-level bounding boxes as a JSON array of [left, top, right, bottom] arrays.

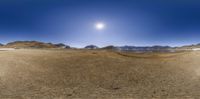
[[4, 41, 62, 48], [178, 44, 200, 50]]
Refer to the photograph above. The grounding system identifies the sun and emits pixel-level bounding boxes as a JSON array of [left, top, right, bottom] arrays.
[[95, 22, 105, 30]]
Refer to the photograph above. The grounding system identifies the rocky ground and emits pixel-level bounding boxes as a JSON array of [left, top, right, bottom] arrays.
[[0, 49, 200, 98]]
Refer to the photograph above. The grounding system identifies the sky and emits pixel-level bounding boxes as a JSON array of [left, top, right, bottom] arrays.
[[0, 0, 200, 47]]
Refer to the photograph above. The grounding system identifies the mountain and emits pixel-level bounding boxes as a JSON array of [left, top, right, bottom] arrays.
[[54, 43, 70, 48], [113, 45, 173, 52], [85, 45, 99, 49], [178, 44, 200, 50], [101, 45, 116, 50], [65, 45, 71, 49], [2, 41, 200, 51], [4, 41, 59, 48], [83, 45, 173, 51], [0, 43, 4, 46]]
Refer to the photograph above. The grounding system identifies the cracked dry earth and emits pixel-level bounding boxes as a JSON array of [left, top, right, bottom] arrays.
[[0, 49, 200, 98]]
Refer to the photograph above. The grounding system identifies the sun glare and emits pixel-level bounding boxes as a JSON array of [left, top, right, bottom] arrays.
[[95, 23, 105, 30]]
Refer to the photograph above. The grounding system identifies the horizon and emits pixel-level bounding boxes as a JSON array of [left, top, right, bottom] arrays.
[[0, 40, 199, 48], [0, 0, 200, 47]]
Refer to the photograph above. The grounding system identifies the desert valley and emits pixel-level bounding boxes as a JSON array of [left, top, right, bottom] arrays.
[[1, 0, 200, 98], [0, 41, 199, 98]]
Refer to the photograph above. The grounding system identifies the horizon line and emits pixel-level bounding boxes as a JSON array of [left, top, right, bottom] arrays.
[[0, 40, 199, 48]]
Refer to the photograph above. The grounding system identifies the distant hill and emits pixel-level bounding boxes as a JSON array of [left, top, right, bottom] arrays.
[[88, 45, 174, 52], [117, 45, 171, 51], [178, 44, 200, 50], [0, 43, 4, 46], [2, 41, 200, 51], [54, 43, 66, 48], [85, 45, 99, 49], [54, 43, 70, 48], [101, 45, 116, 50], [82, 45, 176, 52], [4, 41, 60, 48], [99, 45, 173, 52]]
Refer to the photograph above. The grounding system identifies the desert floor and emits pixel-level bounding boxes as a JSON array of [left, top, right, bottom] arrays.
[[0, 49, 200, 98]]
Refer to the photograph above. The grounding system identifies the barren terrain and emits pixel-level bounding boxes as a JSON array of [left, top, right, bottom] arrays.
[[0, 49, 200, 98]]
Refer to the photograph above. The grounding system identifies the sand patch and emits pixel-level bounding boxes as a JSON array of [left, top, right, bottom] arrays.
[[0, 48, 15, 51]]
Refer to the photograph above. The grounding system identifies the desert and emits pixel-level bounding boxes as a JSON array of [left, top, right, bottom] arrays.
[[0, 49, 200, 98]]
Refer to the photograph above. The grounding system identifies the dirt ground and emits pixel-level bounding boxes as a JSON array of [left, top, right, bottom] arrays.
[[0, 49, 200, 99]]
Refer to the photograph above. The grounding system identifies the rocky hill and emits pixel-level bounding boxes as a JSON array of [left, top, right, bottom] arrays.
[[85, 45, 99, 49], [100, 45, 173, 52], [101, 45, 116, 50], [117, 45, 172, 51], [178, 44, 200, 50], [0, 43, 4, 46], [4, 41, 60, 48], [54, 43, 70, 48]]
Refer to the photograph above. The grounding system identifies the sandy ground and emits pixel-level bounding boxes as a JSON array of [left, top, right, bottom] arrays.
[[0, 49, 200, 99], [0, 48, 15, 51]]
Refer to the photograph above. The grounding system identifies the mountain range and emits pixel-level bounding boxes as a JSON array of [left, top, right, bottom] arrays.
[[0, 41, 200, 51], [0, 41, 70, 49]]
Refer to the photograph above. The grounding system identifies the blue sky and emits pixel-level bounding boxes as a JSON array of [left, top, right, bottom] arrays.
[[0, 0, 200, 47]]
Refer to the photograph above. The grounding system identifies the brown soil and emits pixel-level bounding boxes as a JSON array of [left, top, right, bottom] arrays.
[[0, 49, 200, 98]]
